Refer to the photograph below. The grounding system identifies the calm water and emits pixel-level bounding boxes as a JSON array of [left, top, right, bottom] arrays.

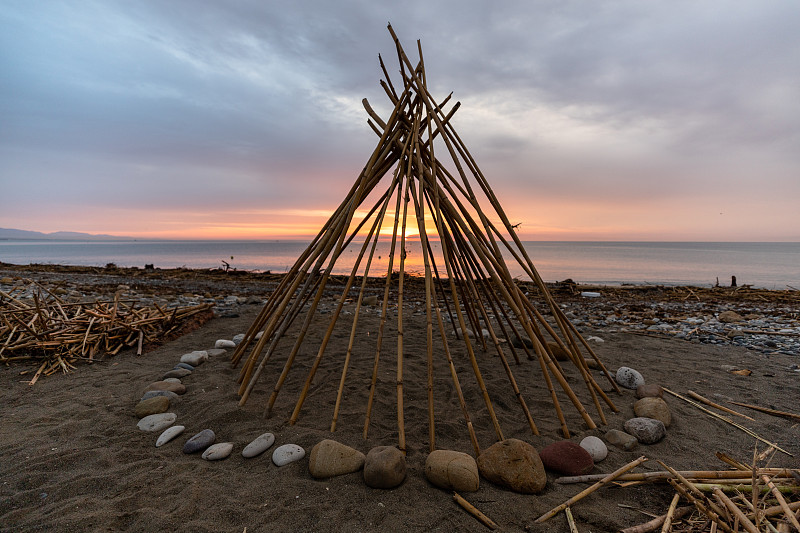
[[1, 240, 798, 289]]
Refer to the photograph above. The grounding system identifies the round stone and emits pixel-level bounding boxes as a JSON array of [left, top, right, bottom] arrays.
[[144, 381, 186, 395], [242, 432, 275, 458], [156, 425, 185, 447], [202, 442, 234, 461], [214, 339, 236, 349], [634, 397, 672, 427], [624, 417, 667, 444], [137, 413, 177, 432], [635, 384, 663, 399], [605, 429, 638, 450], [579, 436, 608, 462], [476, 439, 546, 494], [424, 450, 479, 492], [141, 390, 179, 402], [538, 441, 594, 476], [363, 446, 406, 489], [272, 444, 306, 466], [183, 429, 216, 454], [615, 367, 645, 389], [134, 396, 170, 418], [547, 342, 572, 362], [163, 368, 192, 380], [180, 351, 208, 366]]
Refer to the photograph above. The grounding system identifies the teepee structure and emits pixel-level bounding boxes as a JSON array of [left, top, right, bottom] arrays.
[[231, 25, 619, 455]]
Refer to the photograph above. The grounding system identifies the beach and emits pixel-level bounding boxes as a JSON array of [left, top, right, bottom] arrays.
[[1, 264, 799, 532]]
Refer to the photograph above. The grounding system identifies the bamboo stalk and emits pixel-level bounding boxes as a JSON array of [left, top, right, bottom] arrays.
[[661, 493, 681, 533], [729, 401, 800, 423], [686, 390, 756, 421], [713, 488, 760, 533], [453, 492, 498, 530], [761, 474, 800, 530]]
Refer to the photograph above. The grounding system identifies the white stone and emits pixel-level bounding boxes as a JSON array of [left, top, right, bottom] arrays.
[[202, 442, 234, 461], [580, 291, 601, 298], [615, 367, 645, 389], [180, 350, 208, 366], [242, 432, 275, 458], [215, 339, 236, 349], [272, 444, 305, 466], [137, 413, 177, 432], [586, 336, 605, 343], [156, 425, 185, 447], [579, 436, 608, 462]]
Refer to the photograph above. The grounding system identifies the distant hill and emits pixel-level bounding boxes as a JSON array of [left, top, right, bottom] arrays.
[[0, 228, 135, 241]]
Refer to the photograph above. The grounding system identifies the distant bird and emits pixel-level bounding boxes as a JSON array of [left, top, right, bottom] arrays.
[[511, 222, 522, 229]]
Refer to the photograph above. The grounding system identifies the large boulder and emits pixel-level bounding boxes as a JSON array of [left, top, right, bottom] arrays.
[[424, 450, 479, 492], [476, 439, 546, 494]]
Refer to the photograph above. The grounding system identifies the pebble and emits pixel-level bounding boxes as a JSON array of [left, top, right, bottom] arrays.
[[180, 350, 208, 366], [183, 429, 216, 454], [476, 438, 546, 494], [615, 367, 645, 389], [206, 348, 227, 357], [363, 446, 406, 489], [538, 441, 594, 476], [624, 417, 667, 444], [579, 436, 608, 462], [214, 339, 236, 349], [162, 377, 182, 384], [202, 442, 234, 461], [362, 295, 379, 306], [242, 432, 275, 458], [605, 429, 638, 450], [141, 390, 179, 402], [424, 450, 479, 492], [163, 368, 192, 379], [134, 396, 170, 418], [718, 310, 744, 323], [174, 363, 195, 372], [634, 397, 672, 427], [137, 413, 177, 432], [308, 439, 366, 479], [144, 381, 186, 395], [635, 384, 663, 399], [272, 444, 306, 466], [156, 425, 185, 447]]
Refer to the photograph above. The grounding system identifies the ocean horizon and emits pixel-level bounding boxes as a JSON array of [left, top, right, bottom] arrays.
[[1, 239, 798, 290]]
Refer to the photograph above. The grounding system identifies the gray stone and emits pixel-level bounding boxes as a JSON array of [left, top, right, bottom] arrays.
[[232, 334, 245, 345], [476, 439, 546, 494], [615, 367, 645, 389], [141, 390, 179, 402], [308, 439, 366, 479], [579, 436, 608, 462], [162, 377, 181, 384], [363, 446, 406, 489], [634, 397, 672, 427], [624, 417, 667, 444], [183, 429, 216, 454], [272, 444, 306, 466], [180, 350, 208, 366], [163, 368, 192, 379], [145, 381, 186, 395], [206, 348, 227, 357], [202, 442, 234, 461], [156, 425, 185, 447], [137, 413, 177, 432], [174, 363, 194, 371], [424, 450, 479, 492], [605, 429, 638, 450], [214, 339, 236, 349], [242, 433, 275, 458]]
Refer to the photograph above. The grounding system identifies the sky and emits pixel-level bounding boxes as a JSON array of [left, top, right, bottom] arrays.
[[1, 1, 799, 241]]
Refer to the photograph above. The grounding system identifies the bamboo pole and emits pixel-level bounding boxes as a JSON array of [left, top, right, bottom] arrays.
[[686, 391, 756, 421], [453, 492, 498, 530]]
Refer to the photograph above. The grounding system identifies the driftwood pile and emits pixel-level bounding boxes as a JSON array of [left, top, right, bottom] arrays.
[[0, 280, 212, 384]]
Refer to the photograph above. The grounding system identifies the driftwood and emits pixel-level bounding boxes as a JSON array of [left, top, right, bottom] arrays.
[[0, 281, 212, 384]]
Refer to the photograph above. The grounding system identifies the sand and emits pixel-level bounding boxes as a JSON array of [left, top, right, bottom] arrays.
[[2, 272, 799, 532]]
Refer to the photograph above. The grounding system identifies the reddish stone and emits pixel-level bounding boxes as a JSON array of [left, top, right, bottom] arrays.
[[538, 441, 594, 476]]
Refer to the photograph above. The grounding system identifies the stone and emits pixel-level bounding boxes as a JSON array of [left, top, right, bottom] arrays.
[[624, 417, 667, 444], [634, 397, 672, 427], [206, 348, 226, 357], [635, 384, 663, 399], [362, 295, 378, 306], [547, 342, 571, 362], [719, 310, 744, 323], [272, 444, 306, 466], [214, 339, 236, 349], [134, 396, 170, 418], [180, 350, 208, 366], [144, 381, 186, 395], [363, 446, 406, 489], [424, 450, 479, 492], [605, 429, 638, 451], [163, 368, 192, 379], [308, 439, 366, 479], [174, 363, 194, 372], [202, 442, 234, 461], [579, 436, 608, 462], [615, 367, 645, 390], [511, 336, 534, 349], [539, 441, 594, 476], [162, 377, 182, 384], [232, 334, 245, 345], [242, 432, 275, 458], [183, 429, 216, 454], [137, 413, 177, 432], [156, 425, 185, 447], [476, 438, 546, 494], [141, 390, 179, 402]]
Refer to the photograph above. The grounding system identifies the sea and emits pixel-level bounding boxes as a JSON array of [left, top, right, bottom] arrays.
[[1, 240, 798, 290]]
